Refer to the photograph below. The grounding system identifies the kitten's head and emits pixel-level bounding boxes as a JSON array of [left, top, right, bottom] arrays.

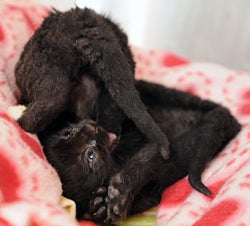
[[38, 117, 116, 214]]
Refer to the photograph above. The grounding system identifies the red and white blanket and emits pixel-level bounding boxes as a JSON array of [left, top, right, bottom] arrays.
[[0, 1, 249, 226]]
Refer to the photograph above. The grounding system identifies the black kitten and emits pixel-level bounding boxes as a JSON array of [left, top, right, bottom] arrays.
[[38, 114, 118, 219], [38, 81, 241, 224], [15, 7, 169, 159]]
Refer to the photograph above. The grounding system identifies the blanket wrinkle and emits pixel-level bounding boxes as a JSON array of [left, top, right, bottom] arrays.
[[1, 1, 250, 226]]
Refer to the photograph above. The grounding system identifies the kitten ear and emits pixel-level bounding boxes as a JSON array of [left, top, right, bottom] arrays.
[[108, 132, 117, 150]]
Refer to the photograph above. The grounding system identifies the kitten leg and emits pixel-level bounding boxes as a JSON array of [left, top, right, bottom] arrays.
[[17, 73, 72, 133], [87, 143, 163, 224], [88, 183, 162, 223], [75, 39, 170, 159], [103, 143, 163, 224], [174, 106, 241, 196]]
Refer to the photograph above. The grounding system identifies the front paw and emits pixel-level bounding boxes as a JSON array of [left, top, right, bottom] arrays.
[[88, 174, 133, 224], [87, 186, 108, 223], [104, 174, 132, 224]]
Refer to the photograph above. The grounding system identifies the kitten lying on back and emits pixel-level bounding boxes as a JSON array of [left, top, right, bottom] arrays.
[[38, 81, 241, 224]]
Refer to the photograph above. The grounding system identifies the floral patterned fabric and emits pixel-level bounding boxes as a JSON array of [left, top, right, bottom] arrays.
[[0, 1, 249, 226], [132, 48, 250, 226]]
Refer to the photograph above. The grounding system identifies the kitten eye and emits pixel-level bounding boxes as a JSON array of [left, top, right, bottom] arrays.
[[63, 130, 72, 138], [60, 128, 74, 139], [87, 150, 94, 163]]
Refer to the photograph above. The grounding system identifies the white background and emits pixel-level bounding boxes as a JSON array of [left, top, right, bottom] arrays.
[[36, 0, 250, 71]]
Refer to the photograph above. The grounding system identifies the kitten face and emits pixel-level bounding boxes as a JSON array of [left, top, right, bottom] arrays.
[[38, 119, 115, 214]]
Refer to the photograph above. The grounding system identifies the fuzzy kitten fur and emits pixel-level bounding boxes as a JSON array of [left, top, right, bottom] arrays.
[[15, 7, 169, 159], [38, 80, 241, 224]]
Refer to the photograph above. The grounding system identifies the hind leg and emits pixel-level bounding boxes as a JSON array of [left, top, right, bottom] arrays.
[[174, 126, 220, 196], [137, 81, 241, 196], [174, 106, 240, 196]]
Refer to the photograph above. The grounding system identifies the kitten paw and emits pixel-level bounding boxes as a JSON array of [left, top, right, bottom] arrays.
[[104, 173, 132, 224], [88, 186, 108, 223], [88, 174, 133, 224]]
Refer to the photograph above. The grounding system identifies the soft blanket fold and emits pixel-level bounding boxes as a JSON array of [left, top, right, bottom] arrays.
[[0, 1, 250, 226]]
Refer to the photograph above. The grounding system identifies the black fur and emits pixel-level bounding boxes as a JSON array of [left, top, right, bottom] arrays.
[[15, 7, 169, 159], [38, 81, 241, 224], [38, 115, 115, 215]]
